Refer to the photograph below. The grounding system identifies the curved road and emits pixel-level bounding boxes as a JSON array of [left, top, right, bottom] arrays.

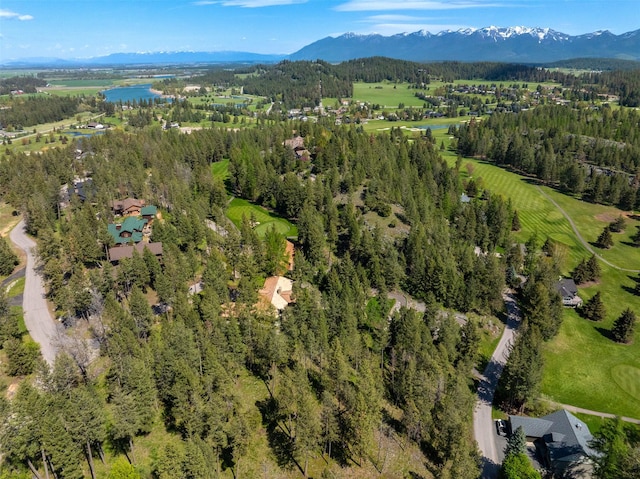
[[474, 291, 521, 479], [9, 220, 60, 365], [536, 186, 640, 273]]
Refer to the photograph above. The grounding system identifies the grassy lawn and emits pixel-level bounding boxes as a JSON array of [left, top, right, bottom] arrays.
[[352, 81, 426, 108], [541, 305, 640, 418], [211, 158, 230, 183], [7, 277, 25, 298], [543, 188, 640, 271], [226, 198, 297, 238], [435, 128, 640, 419], [360, 116, 467, 135]]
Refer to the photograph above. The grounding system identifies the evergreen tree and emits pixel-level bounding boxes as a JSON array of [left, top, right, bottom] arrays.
[[498, 326, 543, 410], [572, 258, 589, 285], [504, 426, 526, 456], [581, 292, 606, 322], [596, 227, 614, 249], [511, 210, 522, 231], [609, 216, 626, 233], [633, 226, 640, 247], [0, 235, 19, 276], [586, 254, 601, 282], [611, 309, 636, 344]]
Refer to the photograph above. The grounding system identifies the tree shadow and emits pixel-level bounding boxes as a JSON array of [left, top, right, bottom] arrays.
[[595, 326, 614, 341], [381, 407, 405, 436], [621, 284, 638, 295], [255, 397, 300, 472], [479, 457, 501, 479]]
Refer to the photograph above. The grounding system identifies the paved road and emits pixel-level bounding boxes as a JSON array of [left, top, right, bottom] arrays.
[[474, 291, 521, 479], [536, 185, 640, 273], [9, 220, 60, 365]]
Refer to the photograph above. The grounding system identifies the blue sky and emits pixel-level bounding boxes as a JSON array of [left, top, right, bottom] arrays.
[[1, 0, 638, 59]]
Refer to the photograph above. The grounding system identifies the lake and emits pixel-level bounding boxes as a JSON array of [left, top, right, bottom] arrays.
[[102, 83, 162, 103]]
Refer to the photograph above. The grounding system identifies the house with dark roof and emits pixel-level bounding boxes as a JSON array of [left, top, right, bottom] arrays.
[[71, 179, 95, 202], [108, 242, 163, 263], [509, 410, 597, 478], [556, 278, 583, 307]]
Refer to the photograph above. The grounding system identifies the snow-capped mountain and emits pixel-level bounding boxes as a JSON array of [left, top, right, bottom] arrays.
[[289, 26, 640, 63]]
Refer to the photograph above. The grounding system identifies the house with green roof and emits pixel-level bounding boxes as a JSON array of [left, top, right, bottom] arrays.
[[141, 205, 158, 219], [509, 409, 598, 478], [107, 216, 148, 245]]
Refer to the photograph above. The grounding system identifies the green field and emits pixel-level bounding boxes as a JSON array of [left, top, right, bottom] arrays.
[[211, 158, 230, 183], [44, 87, 105, 96], [352, 81, 427, 108], [435, 129, 640, 419], [226, 198, 297, 238], [48, 79, 115, 87]]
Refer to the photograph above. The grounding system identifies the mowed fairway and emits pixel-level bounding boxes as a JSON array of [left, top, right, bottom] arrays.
[[352, 82, 426, 108], [211, 159, 230, 183], [436, 129, 640, 419], [226, 198, 297, 238]]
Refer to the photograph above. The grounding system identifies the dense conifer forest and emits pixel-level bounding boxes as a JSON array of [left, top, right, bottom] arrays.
[[1, 57, 638, 478], [0, 115, 518, 477]]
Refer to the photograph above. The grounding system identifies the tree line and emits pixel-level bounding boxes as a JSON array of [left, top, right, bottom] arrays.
[[454, 104, 640, 209]]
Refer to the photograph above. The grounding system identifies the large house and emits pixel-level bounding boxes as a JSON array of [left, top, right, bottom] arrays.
[[556, 278, 583, 307], [107, 199, 162, 263], [509, 410, 598, 478], [107, 216, 148, 245], [259, 276, 294, 312], [110, 197, 146, 217]]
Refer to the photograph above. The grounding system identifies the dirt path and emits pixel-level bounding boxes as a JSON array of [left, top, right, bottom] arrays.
[[545, 401, 640, 425], [9, 220, 61, 365], [536, 186, 640, 273]]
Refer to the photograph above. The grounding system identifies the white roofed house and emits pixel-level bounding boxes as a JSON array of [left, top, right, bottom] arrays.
[[259, 276, 294, 313]]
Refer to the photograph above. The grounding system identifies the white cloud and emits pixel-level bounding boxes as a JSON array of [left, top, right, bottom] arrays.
[[336, 1, 499, 11], [362, 14, 438, 23], [0, 9, 34, 20], [193, 0, 306, 6]]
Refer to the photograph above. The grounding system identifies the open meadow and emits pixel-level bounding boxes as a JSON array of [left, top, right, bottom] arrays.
[[434, 127, 640, 419]]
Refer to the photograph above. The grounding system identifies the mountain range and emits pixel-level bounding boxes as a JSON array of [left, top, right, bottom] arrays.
[[290, 26, 640, 63], [2, 26, 639, 67]]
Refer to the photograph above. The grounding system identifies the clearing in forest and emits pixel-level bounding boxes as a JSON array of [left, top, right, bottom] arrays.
[[226, 198, 297, 238]]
